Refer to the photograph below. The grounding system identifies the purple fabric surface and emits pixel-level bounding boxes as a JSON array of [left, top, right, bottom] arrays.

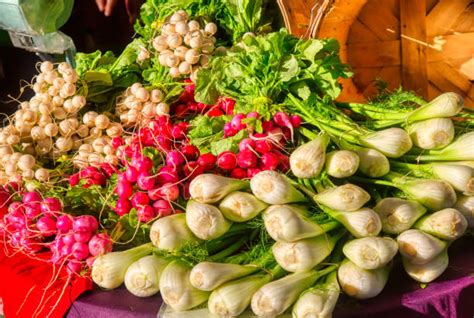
[[67, 236, 474, 318]]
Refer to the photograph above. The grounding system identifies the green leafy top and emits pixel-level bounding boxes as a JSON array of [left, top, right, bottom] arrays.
[[194, 29, 352, 114]]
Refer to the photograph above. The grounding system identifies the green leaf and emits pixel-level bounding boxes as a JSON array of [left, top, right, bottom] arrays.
[[194, 68, 220, 105], [211, 130, 246, 155], [290, 81, 312, 100], [299, 39, 324, 61], [280, 55, 299, 82], [83, 71, 113, 86]]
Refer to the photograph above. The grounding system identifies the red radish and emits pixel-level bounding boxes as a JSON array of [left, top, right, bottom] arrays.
[[117, 172, 128, 183], [159, 183, 180, 201], [67, 260, 83, 274], [247, 168, 262, 178], [73, 215, 99, 233], [247, 111, 260, 119], [0, 191, 11, 214], [290, 115, 302, 128], [197, 153, 217, 170], [267, 127, 284, 143], [231, 168, 247, 179], [157, 166, 179, 184], [231, 113, 246, 130], [111, 136, 124, 149], [22, 237, 42, 253], [273, 112, 294, 140], [62, 233, 75, 246], [220, 98, 235, 115], [72, 242, 90, 260], [8, 202, 24, 215], [281, 127, 291, 141], [23, 191, 41, 204], [166, 150, 185, 167], [131, 192, 150, 208], [153, 200, 173, 217], [86, 256, 96, 268], [207, 107, 224, 117], [223, 122, 238, 137], [115, 181, 133, 199], [137, 172, 156, 191], [40, 197, 62, 215], [261, 152, 280, 170], [115, 198, 132, 216], [125, 166, 138, 183], [61, 244, 73, 257], [239, 138, 255, 152], [217, 151, 237, 170], [135, 156, 154, 173], [262, 120, 274, 132], [183, 161, 205, 179], [148, 188, 162, 201], [237, 150, 258, 169], [181, 145, 200, 160], [171, 125, 186, 140], [100, 164, 117, 179], [74, 231, 92, 243], [25, 204, 41, 218], [255, 139, 273, 154], [156, 136, 173, 152], [137, 205, 155, 222], [36, 216, 57, 236], [88, 233, 113, 256], [56, 215, 73, 233], [197, 102, 210, 112]]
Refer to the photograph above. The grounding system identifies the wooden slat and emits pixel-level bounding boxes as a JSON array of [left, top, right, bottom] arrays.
[[353, 66, 382, 92], [347, 40, 401, 67], [426, 0, 439, 14], [426, 0, 471, 36], [400, 0, 428, 97], [428, 64, 469, 96], [378, 65, 403, 90], [428, 82, 444, 101], [450, 9, 474, 33], [348, 20, 380, 43], [357, 1, 400, 41], [445, 58, 474, 81], [427, 32, 474, 62], [385, 0, 400, 19], [429, 62, 472, 93]]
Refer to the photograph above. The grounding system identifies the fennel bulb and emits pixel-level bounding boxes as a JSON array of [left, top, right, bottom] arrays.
[[292, 271, 340, 318], [263, 205, 339, 242], [160, 260, 210, 311], [403, 249, 449, 283], [397, 229, 447, 265], [92, 243, 154, 289], [290, 134, 329, 178], [185, 200, 232, 240], [314, 184, 370, 212], [455, 195, 474, 228], [251, 266, 335, 317], [329, 208, 382, 238], [374, 197, 427, 234], [355, 148, 390, 177], [272, 233, 342, 272], [190, 262, 259, 291], [338, 259, 390, 299], [124, 255, 169, 297], [418, 131, 474, 161], [325, 150, 360, 178], [415, 208, 467, 241], [342, 237, 398, 270], [359, 128, 412, 158], [250, 170, 306, 205], [407, 118, 454, 150], [219, 191, 268, 222], [150, 214, 199, 251], [431, 164, 474, 195], [189, 174, 249, 203], [208, 273, 272, 317], [406, 92, 464, 122]]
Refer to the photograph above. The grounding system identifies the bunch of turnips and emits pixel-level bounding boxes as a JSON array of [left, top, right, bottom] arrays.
[[1, 1, 474, 317]]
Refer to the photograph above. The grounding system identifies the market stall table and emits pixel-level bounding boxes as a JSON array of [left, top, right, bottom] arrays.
[[67, 236, 474, 318]]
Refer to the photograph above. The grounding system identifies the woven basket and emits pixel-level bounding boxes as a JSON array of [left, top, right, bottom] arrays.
[[278, 0, 474, 108]]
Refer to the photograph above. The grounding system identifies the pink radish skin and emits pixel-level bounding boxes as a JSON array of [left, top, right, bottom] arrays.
[[22, 191, 42, 204], [131, 192, 150, 208], [67, 260, 83, 274], [239, 138, 255, 152], [153, 200, 172, 217], [166, 150, 185, 167], [115, 198, 132, 216], [36, 216, 57, 236], [223, 122, 238, 137], [158, 183, 179, 201], [135, 156, 153, 172], [125, 166, 139, 183], [137, 205, 155, 222], [115, 181, 133, 199], [181, 145, 200, 160], [137, 172, 156, 191], [40, 198, 62, 215], [73, 231, 92, 243], [231, 113, 246, 130], [237, 150, 258, 169], [217, 151, 237, 170], [56, 215, 73, 233], [73, 215, 98, 233], [72, 242, 90, 260], [197, 153, 217, 170], [88, 233, 113, 256], [231, 168, 247, 179], [261, 152, 280, 170], [62, 233, 76, 246]]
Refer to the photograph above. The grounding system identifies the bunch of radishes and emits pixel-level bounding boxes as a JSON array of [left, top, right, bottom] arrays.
[[172, 81, 235, 118], [116, 82, 169, 127], [0, 190, 111, 273], [152, 10, 220, 80], [69, 165, 114, 188]]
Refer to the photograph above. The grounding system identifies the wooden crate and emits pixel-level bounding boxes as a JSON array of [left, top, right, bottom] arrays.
[[278, 0, 474, 107]]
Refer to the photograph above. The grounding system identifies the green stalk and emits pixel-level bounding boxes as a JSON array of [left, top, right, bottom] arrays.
[[349, 176, 396, 187], [208, 235, 250, 262]]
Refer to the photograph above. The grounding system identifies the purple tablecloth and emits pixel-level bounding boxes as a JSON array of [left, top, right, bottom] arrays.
[[67, 236, 474, 318]]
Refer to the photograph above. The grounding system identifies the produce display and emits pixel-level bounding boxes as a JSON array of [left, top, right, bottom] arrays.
[[1, 0, 474, 317]]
